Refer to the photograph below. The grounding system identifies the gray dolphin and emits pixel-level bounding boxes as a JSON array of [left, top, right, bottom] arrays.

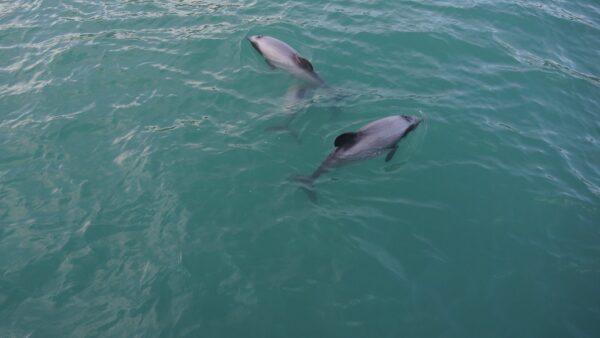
[[247, 35, 326, 86], [295, 115, 422, 200]]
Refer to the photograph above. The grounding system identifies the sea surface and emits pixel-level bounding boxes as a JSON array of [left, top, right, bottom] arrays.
[[1, 1, 599, 337]]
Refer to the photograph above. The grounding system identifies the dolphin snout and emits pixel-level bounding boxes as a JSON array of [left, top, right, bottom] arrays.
[[247, 35, 261, 53], [247, 35, 263, 43], [402, 115, 423, 135], [401, 115, 422, 125]]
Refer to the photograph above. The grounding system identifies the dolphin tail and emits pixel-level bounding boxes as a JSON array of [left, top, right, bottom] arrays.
[[289, 157, 334, 203], [309, 72, 328, 88], [264, 125, 301, 144], [290, 174, 318, 203], [317, 83, 345, 117]]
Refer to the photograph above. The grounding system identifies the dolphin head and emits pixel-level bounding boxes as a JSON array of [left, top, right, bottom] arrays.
[[402, 115, 422, 125], [401, 115, 423, 135], [247, 35, 264, 54]]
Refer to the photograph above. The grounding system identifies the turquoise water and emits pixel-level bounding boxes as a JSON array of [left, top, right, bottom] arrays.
[[1, 0, 599, 336]]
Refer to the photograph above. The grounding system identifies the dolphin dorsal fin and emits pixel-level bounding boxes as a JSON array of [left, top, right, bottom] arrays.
[[334, 132, 359, 148], [294, 55, 314, 72]]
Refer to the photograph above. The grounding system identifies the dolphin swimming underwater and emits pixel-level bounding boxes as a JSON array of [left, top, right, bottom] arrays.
[[295, 115, 422, 199], [247, 35, 326, 86]]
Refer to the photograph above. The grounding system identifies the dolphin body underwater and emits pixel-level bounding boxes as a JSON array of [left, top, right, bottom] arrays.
[[295, 115, 423, 200]]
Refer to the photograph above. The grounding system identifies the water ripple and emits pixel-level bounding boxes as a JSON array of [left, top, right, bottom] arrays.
[[1, 0, 599, 336]]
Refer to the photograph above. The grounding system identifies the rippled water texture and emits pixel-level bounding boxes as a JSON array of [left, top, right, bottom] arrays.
[[1, 0, 599, 337]]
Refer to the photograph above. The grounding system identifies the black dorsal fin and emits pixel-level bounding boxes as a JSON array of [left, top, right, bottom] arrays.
[[295, 55, 314, 72], [334, 132, 359, 148]]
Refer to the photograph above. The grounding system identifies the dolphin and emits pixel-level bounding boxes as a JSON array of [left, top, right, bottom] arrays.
[[247, 35, 326, 86], [295, 115, 423, 200]]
